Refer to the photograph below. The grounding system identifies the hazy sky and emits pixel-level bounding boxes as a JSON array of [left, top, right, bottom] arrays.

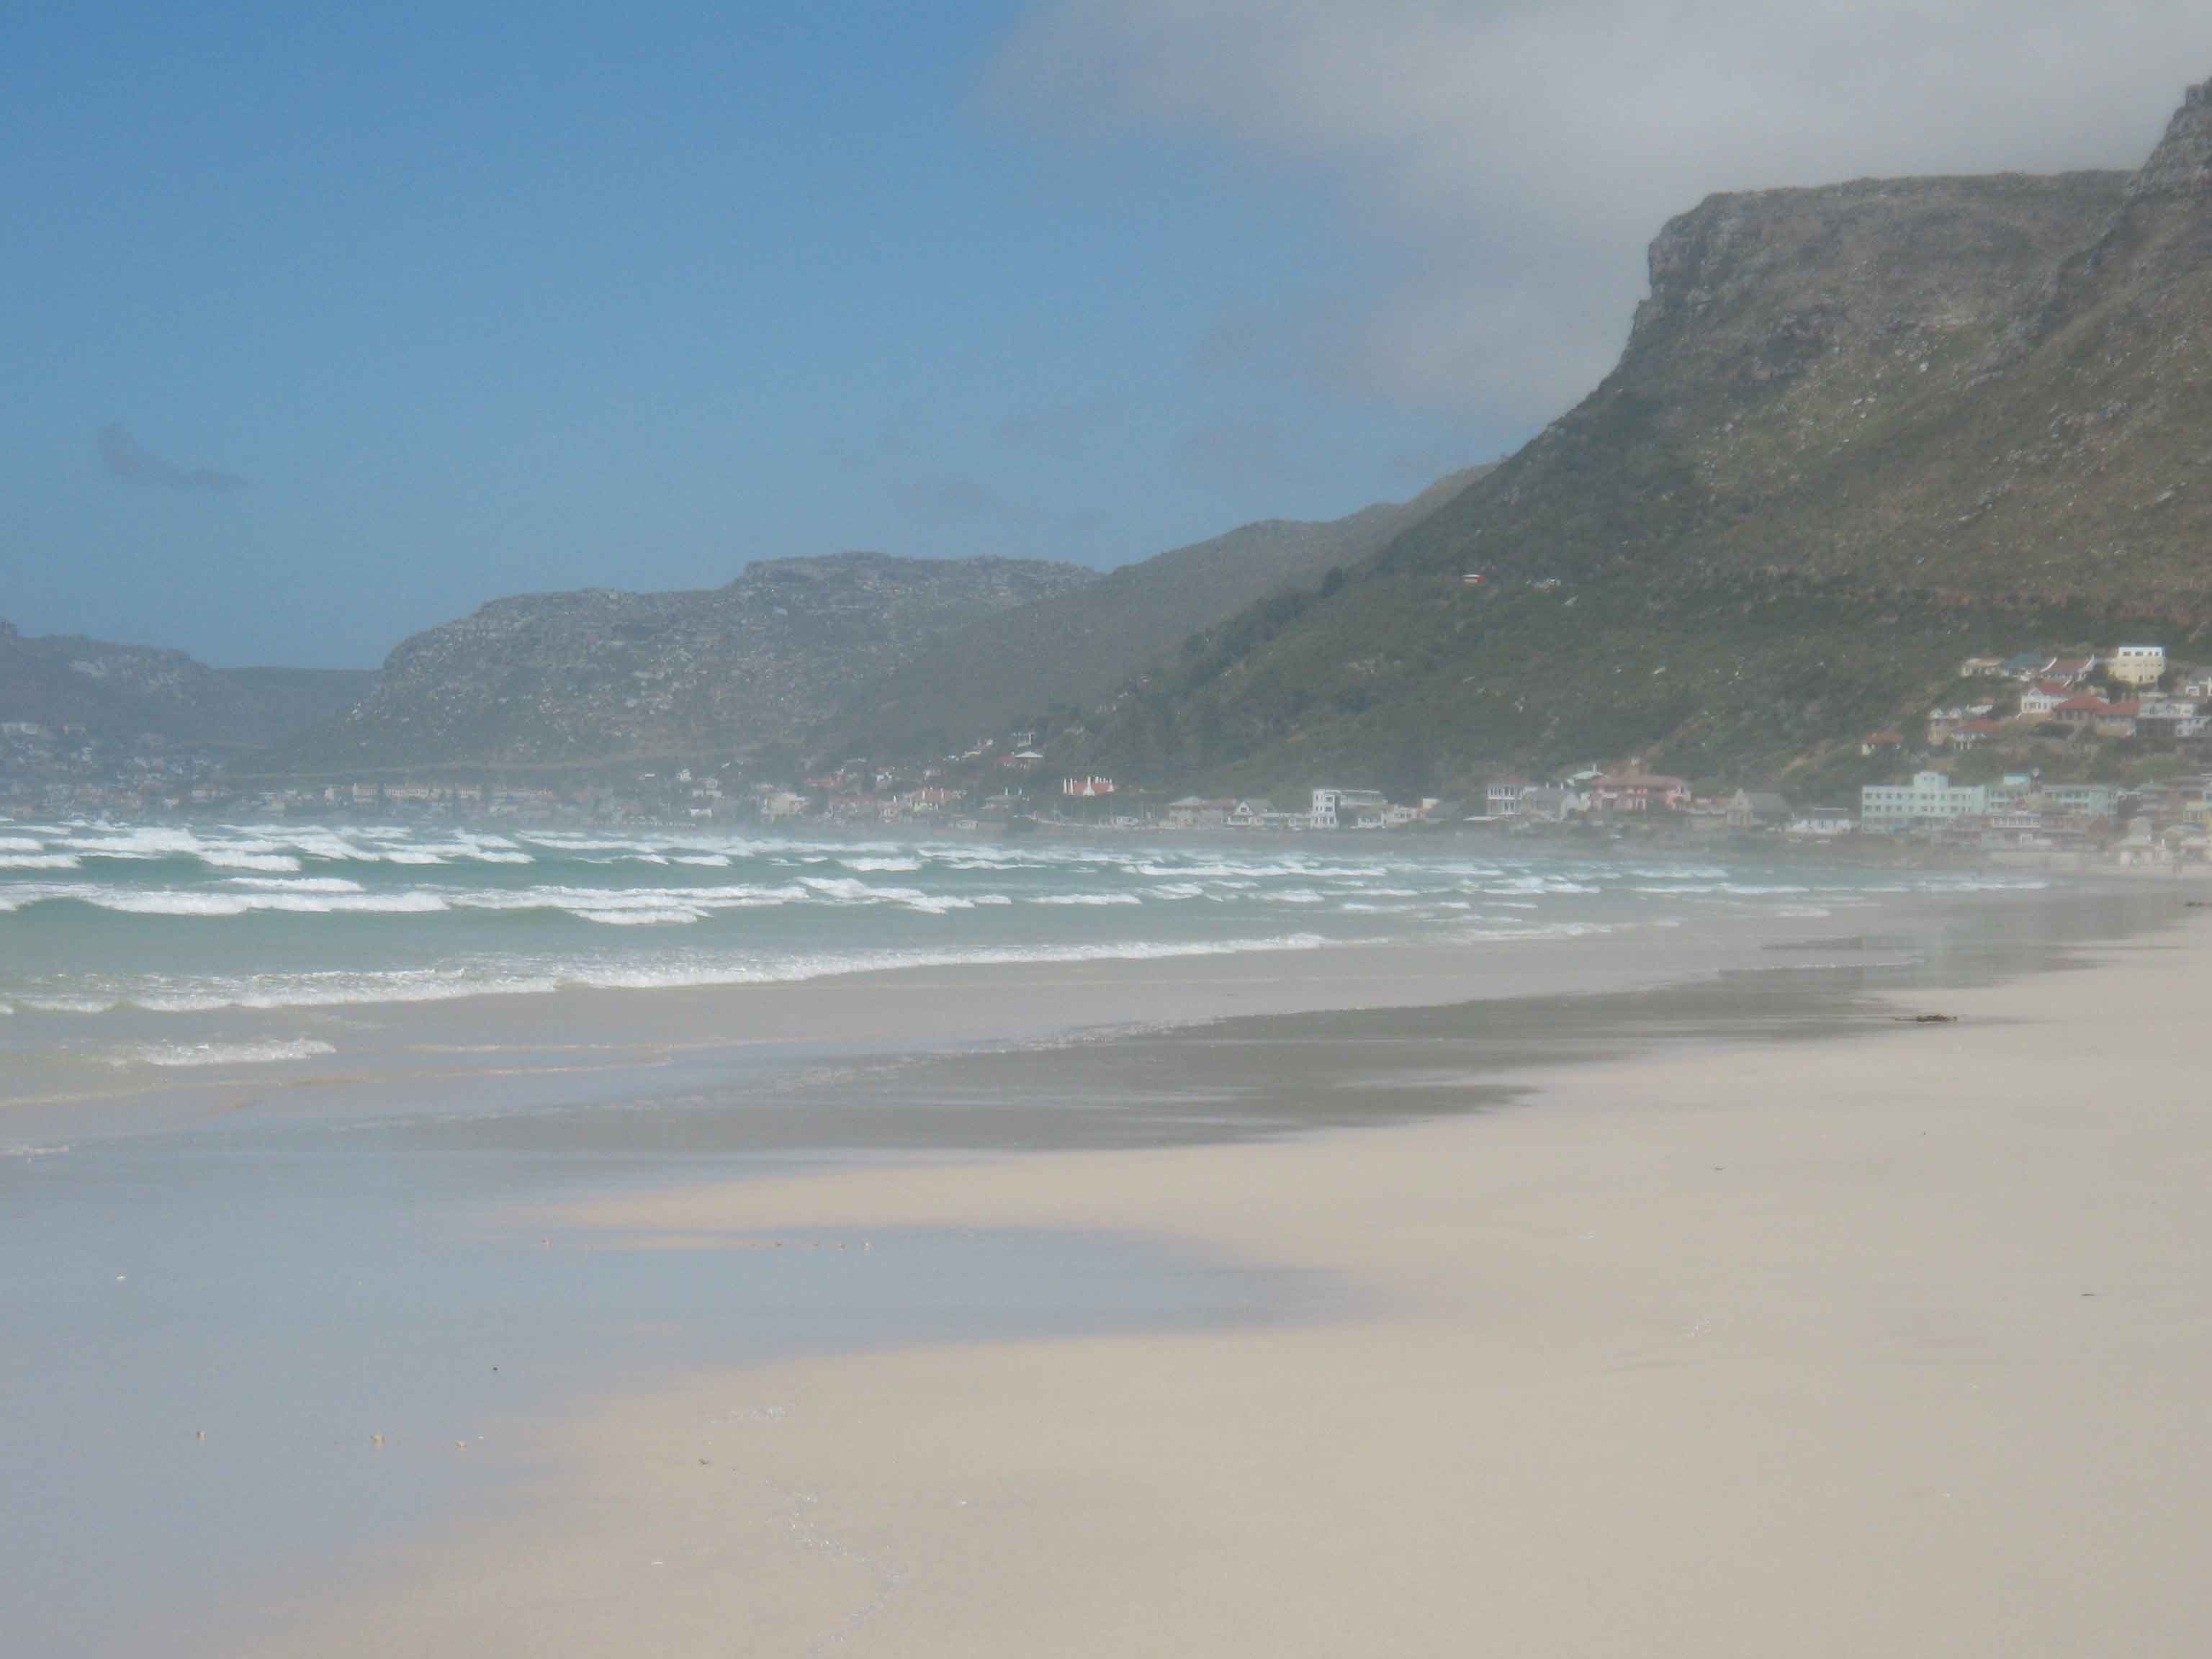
[[3, 4, 2203, 666]]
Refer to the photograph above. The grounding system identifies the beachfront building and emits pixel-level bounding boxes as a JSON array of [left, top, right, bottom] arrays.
[[2040, 783, 2120, 819], [1860, 771, 1988, 825], [1484, 778, 1529, 817], [1165, 796, 1233, 829], [1309, 788, 1387, 830], [1725, 790, 1792, 830], [1516, 786, 1582, 822], [1787, 806, 1856, 837], [1588, 773, 1689, 814], [2108, 644, 2167, 688]]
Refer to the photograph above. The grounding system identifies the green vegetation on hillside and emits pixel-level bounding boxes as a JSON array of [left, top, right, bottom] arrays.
[[1067, 80, 2212, 796]]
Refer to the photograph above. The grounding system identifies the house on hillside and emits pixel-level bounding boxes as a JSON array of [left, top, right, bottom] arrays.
[[2019, 683, 2070, 717], [1959, 656, 2009, 678], [2108, 644, 2167, 688], [2053, 696, 2116, 729], [2046, 656, 2098, 686], [1861, 730, 1904, 758], [1589, 773, 1689, 813], [2005, 653, 2057, 680], [1948, 719, 2006, 749]]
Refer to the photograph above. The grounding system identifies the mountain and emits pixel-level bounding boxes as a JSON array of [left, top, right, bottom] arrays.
[[830, 468, 1488, 757], [0, 621, 376, 750], [1065, 78, 2212, 797], [279, 552, 1095, 773]]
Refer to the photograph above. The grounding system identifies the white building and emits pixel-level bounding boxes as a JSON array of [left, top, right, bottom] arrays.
[[1309, 787, 1386, 829], [1484, 778, 1529, 817], [2109, 644, 2167, 688], [1860, 771, 1988, 825]]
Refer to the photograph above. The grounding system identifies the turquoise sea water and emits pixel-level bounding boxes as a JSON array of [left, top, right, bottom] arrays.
[[0, 818, 2046, 1038]]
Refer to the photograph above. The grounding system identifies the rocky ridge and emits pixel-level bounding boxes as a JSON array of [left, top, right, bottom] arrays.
[[0, 621, 374, 751], [286, 552, 1096, 770]]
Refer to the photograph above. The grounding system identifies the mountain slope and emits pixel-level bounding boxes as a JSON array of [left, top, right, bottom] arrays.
[[830, 468, 1487, 755], [0, 621, 377, 750], [1069, 78, 2212, 794], [282, 552, 1095, 772]]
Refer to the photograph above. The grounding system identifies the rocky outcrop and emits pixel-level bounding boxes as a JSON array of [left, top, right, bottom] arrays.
[[2126, 77, 2212, 199]]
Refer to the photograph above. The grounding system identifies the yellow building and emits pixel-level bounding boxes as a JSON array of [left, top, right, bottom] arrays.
[[2108, 644, 2166, 688]]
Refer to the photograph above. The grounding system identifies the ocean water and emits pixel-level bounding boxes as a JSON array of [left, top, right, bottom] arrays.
[[0, 818, 2044, 1028]]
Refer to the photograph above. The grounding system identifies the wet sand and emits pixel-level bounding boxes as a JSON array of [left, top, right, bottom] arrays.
[[230, 902, 2212, 1656]]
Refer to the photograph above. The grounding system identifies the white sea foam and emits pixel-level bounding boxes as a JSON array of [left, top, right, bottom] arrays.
[[222, 876, 369, 894], [1025, 892, 1141, 906], [569, 932, 1335, 992], [0, 853, 81, 870], [0, 835, 46, 852], [200, 850, 303, 873], [78, 889, 451, 917], [114, 1038, 339, 1069]]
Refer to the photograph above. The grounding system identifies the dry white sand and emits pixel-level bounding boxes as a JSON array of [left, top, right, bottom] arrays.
[[251, 920, 2212, 1657]]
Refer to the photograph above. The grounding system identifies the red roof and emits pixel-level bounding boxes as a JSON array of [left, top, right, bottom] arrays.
[[1866, 730, 1903, 745], [2055, 696, 2110, 714], [1958, 719, 2006, 734]]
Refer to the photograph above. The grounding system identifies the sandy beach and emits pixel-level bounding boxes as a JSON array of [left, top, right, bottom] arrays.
[[225, 906, 2212, 1657]]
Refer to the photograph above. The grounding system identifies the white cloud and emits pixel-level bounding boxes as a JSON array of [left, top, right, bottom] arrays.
[[989, 1, 2207, 426]]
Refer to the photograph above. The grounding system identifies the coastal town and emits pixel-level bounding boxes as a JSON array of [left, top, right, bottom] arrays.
[[7, 642, 2211, 866]]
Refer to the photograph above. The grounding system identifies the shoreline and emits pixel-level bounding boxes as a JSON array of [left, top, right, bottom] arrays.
[[222, 889, 2212, 1656], [1, 873, 2162, 1149]]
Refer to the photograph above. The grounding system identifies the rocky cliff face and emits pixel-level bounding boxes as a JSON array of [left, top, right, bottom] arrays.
[[1071, 75, 2212, 792], [288, 552, 1096, 770], [2127, 77, 2212, 199]]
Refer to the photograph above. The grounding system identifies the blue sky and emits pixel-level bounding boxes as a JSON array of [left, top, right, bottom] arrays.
[[0, 3, 1499, 666], [3, 3, 2196, 667]]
